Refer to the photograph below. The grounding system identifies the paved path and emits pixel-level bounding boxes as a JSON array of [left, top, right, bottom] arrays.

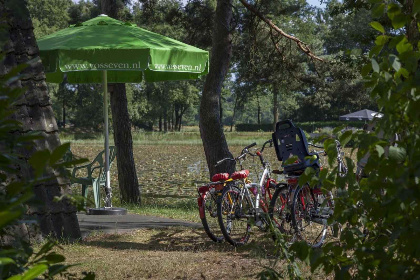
[[77, 213, 201, 238]]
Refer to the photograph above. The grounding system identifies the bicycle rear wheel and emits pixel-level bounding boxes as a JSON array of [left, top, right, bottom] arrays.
[[269, 185, 294, 243], [217, 184, 252, 246], [291, 185, 328, 248], [199, 190, 224, 242]]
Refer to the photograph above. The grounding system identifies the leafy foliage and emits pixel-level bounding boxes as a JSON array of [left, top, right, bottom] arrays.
[[0, 60, 93, 279], [287, 0, 420, 278]]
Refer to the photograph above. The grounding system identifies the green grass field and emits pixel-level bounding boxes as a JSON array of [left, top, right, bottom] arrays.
[[58, 130, 357, 279]]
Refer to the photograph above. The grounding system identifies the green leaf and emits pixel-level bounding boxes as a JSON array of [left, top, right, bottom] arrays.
[[372, 58, 380, 73], [375, 35, 389, 46], [0, 257, 15, 265], [48, 264, 75, 276], [375, 145, 384, 157], [28, 150, 50, 178], [6, 276, 22, 280], [389, 55, 401, 71], [370, 21, 385, 33], [361, 63, 372, 76], [35, 241, 56, 259], [284, 155, 299, 165], [395, 68, 410, 79], [387, 3, 401, 20], [388, 146, 406, 162], [339, 130, 353, 147], [396, 37, 413, 54], [50, 143, 70, 165], [45, 253, 65, 264], [21, 264, 48, 280], [0, 210, 22, 228], [290, 241, 310, 262], [392, 14, 408, 29], [372, 3, 385, 18]]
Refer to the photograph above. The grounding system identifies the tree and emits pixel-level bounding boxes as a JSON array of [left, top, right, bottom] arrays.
[[1, 0, 81, 239], [100, 0, 141, 205], [199, 0, 235, 177], [27, 0, 72, 38], [281, 0, 420, 278]]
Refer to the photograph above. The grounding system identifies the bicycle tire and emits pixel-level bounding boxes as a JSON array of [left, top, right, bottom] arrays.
[[217, 184, 252, 246], [200, 190, 224, 242], [268, 185, 294, 243], [291, 185, 328, 248]]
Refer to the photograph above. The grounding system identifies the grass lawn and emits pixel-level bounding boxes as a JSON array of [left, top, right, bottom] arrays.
[[58, 131, 355, 279]]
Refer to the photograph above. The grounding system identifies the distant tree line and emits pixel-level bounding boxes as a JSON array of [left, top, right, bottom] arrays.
[[28, 0, 376, 131]]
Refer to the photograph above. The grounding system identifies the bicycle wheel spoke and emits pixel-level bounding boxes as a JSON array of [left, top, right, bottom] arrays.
[[291, 185, 329, 248], [218, 184, 252, 246]]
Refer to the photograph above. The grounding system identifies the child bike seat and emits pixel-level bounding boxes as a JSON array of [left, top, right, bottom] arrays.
[[272, 119, 320, 174]]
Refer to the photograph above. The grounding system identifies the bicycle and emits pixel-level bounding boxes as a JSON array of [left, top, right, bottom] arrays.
[[216, 140, 278, 246], [270, 120, 348, 248], [197, 173, 233, 242]]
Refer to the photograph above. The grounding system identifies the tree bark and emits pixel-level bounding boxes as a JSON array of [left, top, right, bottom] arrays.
[[101, 0, 141, 205], [199, 0, 235, 177], [109, 84, 141, 205], [1, 0, 81, 241]]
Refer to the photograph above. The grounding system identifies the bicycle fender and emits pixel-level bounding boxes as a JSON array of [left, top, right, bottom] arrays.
[[197, 196, 205, 219]]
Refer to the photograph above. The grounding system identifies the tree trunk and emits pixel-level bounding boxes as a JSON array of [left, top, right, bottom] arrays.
[[257, 94, 261, 125], [109, 84, 141, 205], [159, 114, 162, 131], [405, 0, 420, 47], [1, 0, 81, 241], [273, 84, 279, 130], [164, 109, 168, 132], [101, 0, 140, 205], [199, 0, 235, 177], [219, 94, 223, 128]]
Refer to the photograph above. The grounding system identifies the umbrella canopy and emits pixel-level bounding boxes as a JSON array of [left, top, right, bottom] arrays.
[[38, 14, 209, 83], [339, 109, 383, 121], [37, 15, 209, 209]]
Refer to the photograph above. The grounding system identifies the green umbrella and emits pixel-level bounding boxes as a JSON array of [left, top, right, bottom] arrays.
[[38, 14, 209, 208]]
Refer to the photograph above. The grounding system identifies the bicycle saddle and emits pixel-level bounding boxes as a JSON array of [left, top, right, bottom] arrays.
[[231, 170, 249, 180]]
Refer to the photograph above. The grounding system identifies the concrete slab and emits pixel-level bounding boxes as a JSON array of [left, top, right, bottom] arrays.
[[77, 213, 201, 238]]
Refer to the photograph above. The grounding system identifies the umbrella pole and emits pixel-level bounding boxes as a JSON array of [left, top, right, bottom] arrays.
[[103, 70, 112, 208]]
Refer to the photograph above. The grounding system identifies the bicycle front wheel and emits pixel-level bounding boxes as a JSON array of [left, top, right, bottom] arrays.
[[269, 185, 294, 243], [291, 185, 328, 248], [217, 184, 252, 246], [200, 190, 224, 242]]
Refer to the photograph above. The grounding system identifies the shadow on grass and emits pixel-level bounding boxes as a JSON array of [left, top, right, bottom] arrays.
[[82, 227, 275, 258]]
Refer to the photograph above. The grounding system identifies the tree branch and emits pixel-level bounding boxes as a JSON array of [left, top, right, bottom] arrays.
[[239, 0, 324, 62]]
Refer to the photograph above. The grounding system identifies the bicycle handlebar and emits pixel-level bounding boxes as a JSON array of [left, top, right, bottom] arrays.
[[243, 142, 257, 151], [214, 142, 257, 167]]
